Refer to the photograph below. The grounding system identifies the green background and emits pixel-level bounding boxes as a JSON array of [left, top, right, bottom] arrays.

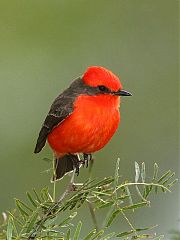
[[0, 0, 179, 238]]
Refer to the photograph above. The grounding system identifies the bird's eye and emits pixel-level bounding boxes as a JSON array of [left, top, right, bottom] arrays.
[[98, 85, 109, 92]]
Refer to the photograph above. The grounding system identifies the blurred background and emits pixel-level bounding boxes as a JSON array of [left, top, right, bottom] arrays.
[[0, 0, 178, 239]]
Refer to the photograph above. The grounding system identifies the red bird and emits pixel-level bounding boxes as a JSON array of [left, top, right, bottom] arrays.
[[34, 66, 132, 180]]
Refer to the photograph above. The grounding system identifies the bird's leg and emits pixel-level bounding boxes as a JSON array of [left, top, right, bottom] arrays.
[[80, 157, 85, 167], [83, 153, 92, 168], [82, 153, 88, 167], [70, 154, 80, 176], [69, 155, 83, 189]]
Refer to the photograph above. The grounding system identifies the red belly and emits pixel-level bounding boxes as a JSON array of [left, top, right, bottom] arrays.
[[48, 94, 120, 156]]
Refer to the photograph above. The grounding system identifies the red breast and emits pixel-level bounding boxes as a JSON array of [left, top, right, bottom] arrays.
[[48, 93, 120, 156]]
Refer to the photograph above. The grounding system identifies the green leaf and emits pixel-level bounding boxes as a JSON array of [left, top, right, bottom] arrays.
[[91, 230, 104, 239], [117, 226, 156, 238], [157, 170, 171, 183], [7, 217, 13, 240], [132, 233, 154, 239], [152, 163, 159, 181], [98, 201, 114, 209], [77, 192, 89, 208], [122, 202, 147, 210], [7, 211, 23, 226], [69, 195, 84, 210], [26, 212, 39, 233], [135, 226, 156, 232], [59, 212, 77, 227], [167, 179, 178, 189], [15, 199, 29, 217], [141, 162, 146, 183], [73, 221, 82, 240], [143, 185, 151, 198], [26, 192, 37, 207], [100, 232, 115, 240], [135, 162, 140, 183], [40, 187, 51, 202], [116, 230, 133, 237], [162, 172, 175, 185], [125, 186, 133, 206], [86, 177, 114, 190], [43, 216, 58, 227], [65, 229, 71, 240], [15, 198, 33, 212], [106, 209, 121, 227], [68, 193, 85, 206], [33, 188, 41, 203], [83, 229, 96, 240], [114, 158, 120, 187]]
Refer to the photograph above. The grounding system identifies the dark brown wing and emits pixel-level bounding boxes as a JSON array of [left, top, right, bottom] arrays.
[[34, 77, 99, 153], [34, 96, 74, 153], [34, 108, 73, 154], [34, 78, 82, 153]]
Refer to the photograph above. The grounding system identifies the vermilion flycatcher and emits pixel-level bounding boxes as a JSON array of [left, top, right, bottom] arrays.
[[34, 66, 132, 181]]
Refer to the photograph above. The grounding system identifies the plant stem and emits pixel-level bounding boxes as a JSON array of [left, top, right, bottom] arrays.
[[121, 210, 137, 235], [52, 157, 56, 202], [87, 200, 99, 231], [114, 182, 171, 194]]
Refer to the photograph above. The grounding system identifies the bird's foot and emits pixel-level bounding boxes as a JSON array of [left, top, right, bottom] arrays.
[[82, 153, 92, 168], [70, 153, 93, 177]]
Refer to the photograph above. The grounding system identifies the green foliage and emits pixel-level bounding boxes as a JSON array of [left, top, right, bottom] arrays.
[[170, 230, 180, 240], [0, 160, 177, 239]]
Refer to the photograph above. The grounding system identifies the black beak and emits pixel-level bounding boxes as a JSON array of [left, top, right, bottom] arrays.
[[113, 89, 132, 96]]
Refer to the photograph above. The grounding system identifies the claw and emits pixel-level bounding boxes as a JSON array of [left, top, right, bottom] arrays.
[[83, 153, 92, 168], [75, 167, 79, 176], [69, 153, 93, 176]]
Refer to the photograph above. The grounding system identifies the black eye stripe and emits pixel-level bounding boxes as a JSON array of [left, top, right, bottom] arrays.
[[98, 85, 109, 92]]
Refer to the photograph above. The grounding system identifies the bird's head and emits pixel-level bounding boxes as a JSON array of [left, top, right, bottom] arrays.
[[82, 66, 132, 97]]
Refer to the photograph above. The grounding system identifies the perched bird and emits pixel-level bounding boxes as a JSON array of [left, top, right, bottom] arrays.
[[34, 66, 132, 181]]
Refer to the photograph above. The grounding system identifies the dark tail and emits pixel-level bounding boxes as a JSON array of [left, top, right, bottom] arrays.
[[52, 154, 79, 182]]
